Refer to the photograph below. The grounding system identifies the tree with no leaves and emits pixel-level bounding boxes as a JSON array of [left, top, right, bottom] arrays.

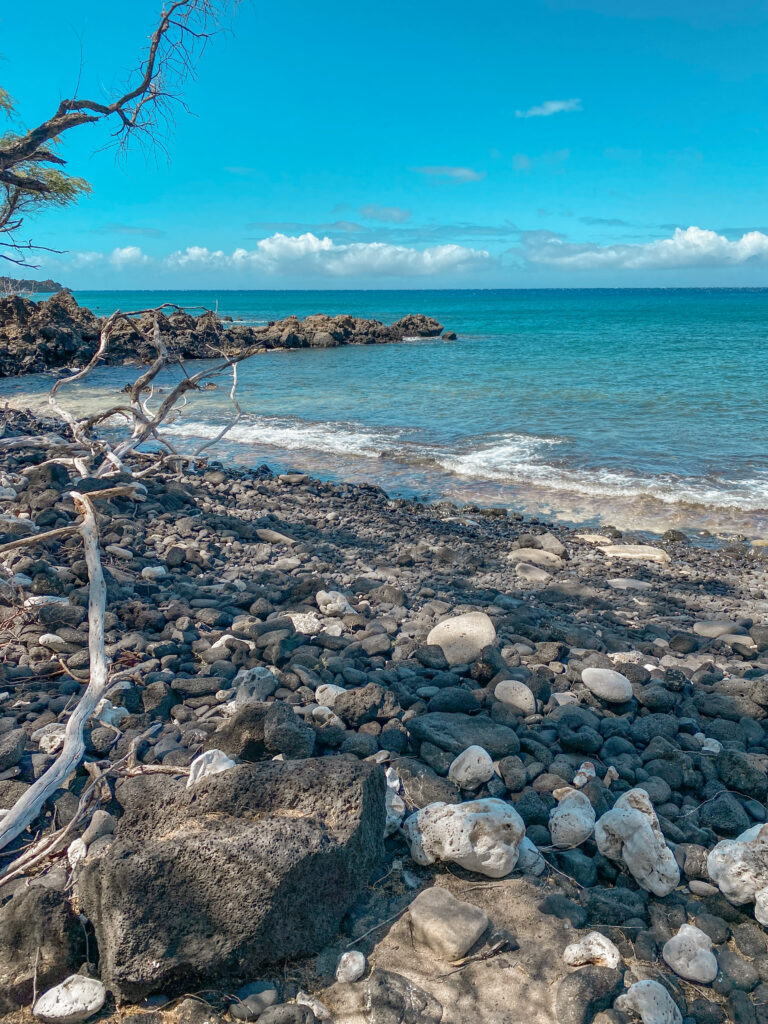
[[0, 0, 233, 267]]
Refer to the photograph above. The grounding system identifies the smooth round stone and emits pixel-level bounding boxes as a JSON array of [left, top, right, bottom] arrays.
[[230, 981, 279, 1020], [33, 975, 106, 1023], [426, 612, 496, 667], [141, 565, 167, 580], [336, 950, 366, 983], [515, 562, 552, 584], [720, 634, 757, 648], [448, 745, 495, 789], [581, 667, 632, 703], [662, 924, 718, 984], [693, 620, 739, 638], [607, 578, 653, 591], [494, 679, 537, 715]]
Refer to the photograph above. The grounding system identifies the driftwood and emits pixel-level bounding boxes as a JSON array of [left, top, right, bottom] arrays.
[[0, 492, 108, 852], [0, 304, 258, 867], [0, 482, 149, 857]]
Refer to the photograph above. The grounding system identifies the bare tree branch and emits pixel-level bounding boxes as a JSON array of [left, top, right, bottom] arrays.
[[0, 489, 114, 852], [0, 0, 235, 261]]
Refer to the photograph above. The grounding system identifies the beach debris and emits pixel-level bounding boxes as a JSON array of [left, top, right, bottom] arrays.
[[187, 748, 237, 788]]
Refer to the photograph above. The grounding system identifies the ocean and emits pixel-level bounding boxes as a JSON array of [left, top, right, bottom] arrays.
[[3, 288, 768, 538]]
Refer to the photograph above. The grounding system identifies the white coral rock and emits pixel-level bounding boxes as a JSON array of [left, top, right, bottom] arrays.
[[315, 589, 353, 616], [314, 683, 346, 708], [662, 924, 718, 983], [595, 788, 680, 896], [448, 745, 495, 789], [563, 931, 621, 969], [403, 798, 525, 878], [573, 761, 596, 788], [187, 749, 237, 788], [707, 824, 768, 924], [33, 974, 106, 1023], [615, 980, 682, 1024], [549, 788, 596, 849], [384, 767, 406, 836]]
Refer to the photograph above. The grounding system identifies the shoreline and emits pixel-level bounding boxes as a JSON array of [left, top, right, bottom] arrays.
[[2, 378, 767, 543], [2, 290, 766, 543]]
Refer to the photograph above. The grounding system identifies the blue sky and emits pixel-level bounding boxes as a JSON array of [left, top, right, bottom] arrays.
[[3, 0, 768, 288]]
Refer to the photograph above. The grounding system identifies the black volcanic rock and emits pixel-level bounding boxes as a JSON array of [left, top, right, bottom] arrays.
[[0, 292, 449, 376]]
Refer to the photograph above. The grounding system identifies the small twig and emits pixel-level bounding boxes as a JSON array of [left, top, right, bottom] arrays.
[[344, 907, 409, 948]]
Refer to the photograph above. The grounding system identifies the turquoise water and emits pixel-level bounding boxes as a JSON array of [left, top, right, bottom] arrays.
[[4, 288, 768, 536]]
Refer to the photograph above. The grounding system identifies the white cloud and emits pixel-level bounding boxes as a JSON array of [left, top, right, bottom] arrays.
[[516, 98, 582, 118], [101, 232, 490, 277], [411, 166, 486, 182], [523, 226, 768, 270], [359, 204, 412, 223], [67, 246, 149, 269], [109, 246, 150, 268]]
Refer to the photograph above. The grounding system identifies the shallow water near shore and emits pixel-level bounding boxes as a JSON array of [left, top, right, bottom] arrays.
[[5, 287, 768, 538]]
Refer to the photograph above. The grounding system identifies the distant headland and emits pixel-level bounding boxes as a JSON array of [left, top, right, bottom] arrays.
[[0, 276, 64, 294]]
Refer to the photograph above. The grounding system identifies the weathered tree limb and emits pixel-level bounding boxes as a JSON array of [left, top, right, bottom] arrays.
[[0, 492, 108, 852], [0, 524, 77, 556], [193, 349, 242, 456], [105, 345, 260, 471], [0, 2, 227, 170]]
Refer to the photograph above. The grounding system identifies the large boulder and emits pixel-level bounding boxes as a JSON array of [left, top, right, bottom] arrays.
[[78, 759, 385, 1002], [391, 314, 443, 338]]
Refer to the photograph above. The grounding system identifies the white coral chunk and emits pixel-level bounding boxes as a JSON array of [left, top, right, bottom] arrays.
[[662, 924, 718, 983], [563, 931, 621, 969], [549, 788, 596, 849], [403, 798, 525, 878], [615, 980, 682, 1024], [707, 824, 768, 922], [595, 788, 680, 896]]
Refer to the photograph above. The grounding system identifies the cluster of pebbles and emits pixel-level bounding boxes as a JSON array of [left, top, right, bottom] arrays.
[[1, 408, 768, 1024]]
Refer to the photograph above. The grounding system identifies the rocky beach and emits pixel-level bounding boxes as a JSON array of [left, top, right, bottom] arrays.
[[4, 0, 768, 1020], [1, 390, 767, 1024]]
